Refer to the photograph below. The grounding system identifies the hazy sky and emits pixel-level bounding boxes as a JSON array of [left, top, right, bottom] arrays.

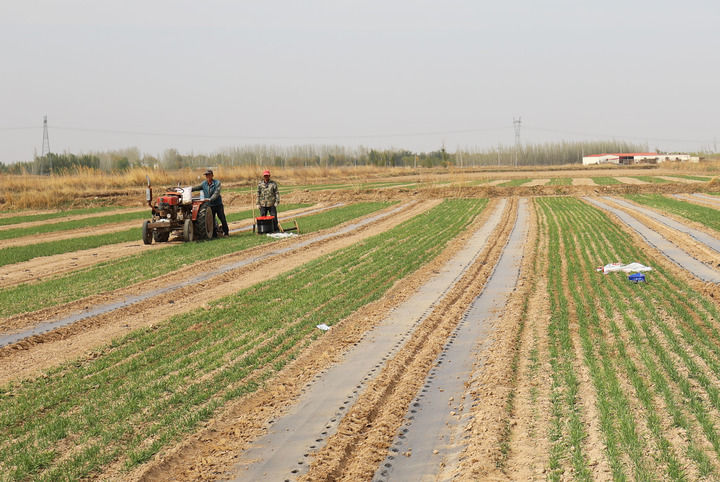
[[1, 0, 718, 163]]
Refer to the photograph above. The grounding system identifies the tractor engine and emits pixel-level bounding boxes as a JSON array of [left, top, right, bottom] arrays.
[[156, 194, 179, 220]]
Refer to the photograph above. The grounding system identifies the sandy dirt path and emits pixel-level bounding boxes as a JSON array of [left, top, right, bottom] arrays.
[[0, 201, 435, 386], [572, 178, 596, 186], [0, 205, 324, 288]]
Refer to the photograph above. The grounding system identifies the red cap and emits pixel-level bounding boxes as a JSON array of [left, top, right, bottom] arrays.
[[262, 170, 271, 176]]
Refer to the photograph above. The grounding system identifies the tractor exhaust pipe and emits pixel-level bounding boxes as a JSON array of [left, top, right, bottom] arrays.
[[145, 175, 153, 208]]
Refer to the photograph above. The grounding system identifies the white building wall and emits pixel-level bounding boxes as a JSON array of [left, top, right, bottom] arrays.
[[583, 155, 620, 165]]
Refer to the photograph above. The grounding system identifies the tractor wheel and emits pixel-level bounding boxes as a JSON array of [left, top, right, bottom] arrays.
[[142, 220, 153, 245], [194, 203, 214, 240], [153, 229, 170, 243], [183, 218, 195, 242]]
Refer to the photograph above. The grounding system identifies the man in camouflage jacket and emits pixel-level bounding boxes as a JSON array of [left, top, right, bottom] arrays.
[[257, 169, 279, 230]]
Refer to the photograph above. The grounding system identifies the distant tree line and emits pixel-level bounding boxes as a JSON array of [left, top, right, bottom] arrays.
[[0, 140, 655, 174], [456, 140, 649, 167]]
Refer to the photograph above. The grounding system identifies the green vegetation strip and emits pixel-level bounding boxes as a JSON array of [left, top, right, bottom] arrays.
[[591, 177, 622, 185], [0, 203, 376, 317], [630, 176, 671, 184], [0, 204, 308, 268], [672, 174, 712, 181], [625, 194, 720, 232], [498, 178, 532, 187], [0, 210, 151, 241], [0, 199, 486, 480], [548, 178, 572, 186], [540, 197, 720, 479], [0, 206, 123, 227]]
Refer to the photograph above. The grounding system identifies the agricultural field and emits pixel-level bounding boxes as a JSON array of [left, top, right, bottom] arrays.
[[0, 166, 719, 481]]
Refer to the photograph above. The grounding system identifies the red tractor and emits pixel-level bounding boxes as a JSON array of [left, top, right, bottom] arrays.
[[141, 176, 215, 244]]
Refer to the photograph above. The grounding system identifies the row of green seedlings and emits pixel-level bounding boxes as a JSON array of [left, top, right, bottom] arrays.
[[0, 204, 310, 268], [0, 198, 487, 480], [0, 206, 128, 227], [0, 203, 385, 318], [540, 197, 720, 481], [625, 194, 720, 232], [498, 179, 533, 187], [539, 198, 592, 481], [548, 178, 573, 186], [0, 209, 148, 242]]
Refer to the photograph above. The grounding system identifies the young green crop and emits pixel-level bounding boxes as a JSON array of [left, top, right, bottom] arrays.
[[0, 210, 150, 241], [591, 177, 621, 185], [0, 204, 309, 268], [625, 194, 720, 232], [670, 174, 712, 182], [0, 206, 124, 227], [538, 197, 720, 479], [548, 178, 572, 186], [629, 176, 671, 184], [0, 203, 381, 317], [0, 199, 486, 479], [498, 178, 532, 187]]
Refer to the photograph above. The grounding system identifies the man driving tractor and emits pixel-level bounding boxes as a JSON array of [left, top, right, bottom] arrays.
[[257, 169, 280, 231], [192, 169, 229, 238]]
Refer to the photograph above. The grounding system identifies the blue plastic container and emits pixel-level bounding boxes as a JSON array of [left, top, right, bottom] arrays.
[[628, 273, 646, 283]]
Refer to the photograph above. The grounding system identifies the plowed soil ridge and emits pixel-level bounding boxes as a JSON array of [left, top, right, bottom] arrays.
[[373, 199, 528, 481]]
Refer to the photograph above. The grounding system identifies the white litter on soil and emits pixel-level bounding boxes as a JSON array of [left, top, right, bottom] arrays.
[[267, 232, 298, 239], [597, 262, 653, 274]]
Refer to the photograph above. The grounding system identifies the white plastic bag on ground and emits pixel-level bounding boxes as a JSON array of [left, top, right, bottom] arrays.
[[597, 262, 653, 274], [267, 232, 298, 239]]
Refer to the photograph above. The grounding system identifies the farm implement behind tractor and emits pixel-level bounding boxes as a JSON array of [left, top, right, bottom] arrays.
[[142, 176, 215, 244]]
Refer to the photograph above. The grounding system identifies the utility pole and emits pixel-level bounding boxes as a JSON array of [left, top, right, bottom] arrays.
[[513, 116, 522, 167], [41, 115, 51, 174]]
